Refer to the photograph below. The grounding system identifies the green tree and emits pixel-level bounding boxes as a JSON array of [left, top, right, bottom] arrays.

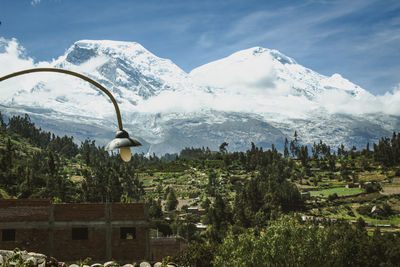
[[173, 242, 217, 267], [205, 193, 232, 243], [148, 199, 163, 218], [284, 137, 289, 158], [166, 187, 178, 211], [290, 131, 299, 158], [219, 142, 228, 154], [215, 217, 400, 267]]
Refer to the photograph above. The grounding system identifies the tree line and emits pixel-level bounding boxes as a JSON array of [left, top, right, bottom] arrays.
[[0, 113, 144, 203]]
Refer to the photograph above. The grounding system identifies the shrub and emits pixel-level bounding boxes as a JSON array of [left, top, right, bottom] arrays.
[[328, 193, 338, 201], [365, 183, 381, 193]]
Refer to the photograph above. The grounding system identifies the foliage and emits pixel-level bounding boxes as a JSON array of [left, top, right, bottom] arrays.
[[166, 187, 178, 211], [233, 163, 303, 228], [2, 113, 400, 266], [0, 113, 144, 203], [364, 182, 382, 194], [205, 193, 233, 243], [214, 217, 400, 267], [147, 198, 163, 218], [180, 146, 211, 160], [328, 192, 338, 201], [173, 241, 217, 267], [373, 132, 400, 167], [310, 187, 364, 198]]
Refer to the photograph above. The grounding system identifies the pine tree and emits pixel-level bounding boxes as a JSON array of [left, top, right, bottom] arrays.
[[284, 138, 289, 159], [290, 131, 299, 158], [219, 142, 228, 154], [166, 187, 178, 211]]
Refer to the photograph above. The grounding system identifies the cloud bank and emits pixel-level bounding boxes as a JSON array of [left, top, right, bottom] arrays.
[[0, 38, 114, 118], [31, 0, 41, 6], [1, 37, 400, 120]]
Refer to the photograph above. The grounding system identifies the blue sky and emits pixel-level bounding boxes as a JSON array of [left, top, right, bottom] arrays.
[[1, 0, 400, 95]]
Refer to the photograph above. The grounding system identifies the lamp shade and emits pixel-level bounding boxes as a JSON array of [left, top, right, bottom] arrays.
[[105, 130, 142, 151]]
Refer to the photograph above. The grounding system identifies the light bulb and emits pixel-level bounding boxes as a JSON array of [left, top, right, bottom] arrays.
[[120, 147, 132, 162]]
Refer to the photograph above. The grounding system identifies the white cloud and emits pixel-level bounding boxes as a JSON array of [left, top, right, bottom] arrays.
[[0, 38, 38, 99], [0, 38, 35, 73], [1, 37, 400, 121], [31, 0, 41, 6], [191, 50, 278, 94], [315, 85, 400, 116], [0, 38, 111, 118], [376, 87, 400, 115], [132, 84, 318, 120], [133, 80, 400, 120], [226, 10, 278, 39], [196, 33, 214, 49]]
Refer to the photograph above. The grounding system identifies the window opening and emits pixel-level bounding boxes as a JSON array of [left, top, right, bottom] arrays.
[[72, 227, 88, 240], [120, 227, 136, 240], [2, 229, 16, 241]]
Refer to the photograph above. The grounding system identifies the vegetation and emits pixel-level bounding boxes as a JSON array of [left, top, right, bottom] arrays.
[[309, 187, 363, 197], [1, 113, 400, 266], [0, 113, 144, 203], [214, 216, 400, 267]]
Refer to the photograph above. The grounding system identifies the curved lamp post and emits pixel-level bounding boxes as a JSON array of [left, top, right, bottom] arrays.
[[0, 68, 141, 162]]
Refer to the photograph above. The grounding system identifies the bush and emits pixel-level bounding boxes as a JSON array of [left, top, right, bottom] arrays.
[[328, 193, 338, 201], [214, 216, 400, 267], [347, 210, 355, 217], [365, 183, 381, 193], [356, 204, 373, 216], [173, 241, 217, 267]]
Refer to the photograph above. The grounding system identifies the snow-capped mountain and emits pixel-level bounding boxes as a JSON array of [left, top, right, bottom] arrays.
[[0, 38, 398, 154], [57, 40, 195, 99], [190, 47, 366, 100]]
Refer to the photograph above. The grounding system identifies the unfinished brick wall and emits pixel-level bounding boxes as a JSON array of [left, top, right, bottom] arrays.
[[0, 228, 49, 254], [0, 199, 149, 262], [0, 199, 51, 222], [150, 237, 187, 262], [111, 226, 148, 261], [111, 203, 148, 221], [53, 203, 106, 221], [53, 227, 107, 261]]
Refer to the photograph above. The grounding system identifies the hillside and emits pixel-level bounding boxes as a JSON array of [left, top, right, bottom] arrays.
[[1, 113, 400, 265]]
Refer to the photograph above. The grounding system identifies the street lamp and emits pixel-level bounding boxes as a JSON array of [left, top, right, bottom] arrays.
[[0, 68, 141, 162]]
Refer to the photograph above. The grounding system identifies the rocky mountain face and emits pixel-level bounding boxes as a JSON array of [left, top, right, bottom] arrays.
[[0, 39, 397, 154]]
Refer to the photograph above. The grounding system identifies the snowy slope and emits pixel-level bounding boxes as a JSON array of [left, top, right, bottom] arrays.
[[56, 40, 194, 97], [188, 47, 380, 122], [0, 38, 398, 154], [190, 47, 365, 98], [0, 39, 199, 116]]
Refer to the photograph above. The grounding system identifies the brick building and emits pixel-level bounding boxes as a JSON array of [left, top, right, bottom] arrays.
[[0, 199, 150, 262], [150, 236, 187, 261]]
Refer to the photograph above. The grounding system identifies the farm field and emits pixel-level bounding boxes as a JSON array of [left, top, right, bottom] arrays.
[[310, 187, 364, 197]]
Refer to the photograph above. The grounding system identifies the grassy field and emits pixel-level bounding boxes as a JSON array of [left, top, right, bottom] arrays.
[[382, 186, 400, 195], [310, 187, 364, 197], [382, 177, 400, 195], [358, 170, 387, 182]]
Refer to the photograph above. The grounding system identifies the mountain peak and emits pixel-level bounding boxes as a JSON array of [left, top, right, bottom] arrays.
[[53, 39, 194, 102], [190, 46, 363, 100], [63, 39, 150, 65], [73, 39, 146, 54], [227, 46, 297, 65], [62, 39, 187, 76]]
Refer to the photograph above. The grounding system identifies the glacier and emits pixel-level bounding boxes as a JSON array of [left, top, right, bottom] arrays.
[[0, 38, 399, 155]]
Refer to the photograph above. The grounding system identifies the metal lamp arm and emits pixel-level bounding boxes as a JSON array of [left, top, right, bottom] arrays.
[[0, 68, 123, 130]]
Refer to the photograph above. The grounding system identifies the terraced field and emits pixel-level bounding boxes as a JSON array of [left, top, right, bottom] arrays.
[[310, 187, 364, 197]]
